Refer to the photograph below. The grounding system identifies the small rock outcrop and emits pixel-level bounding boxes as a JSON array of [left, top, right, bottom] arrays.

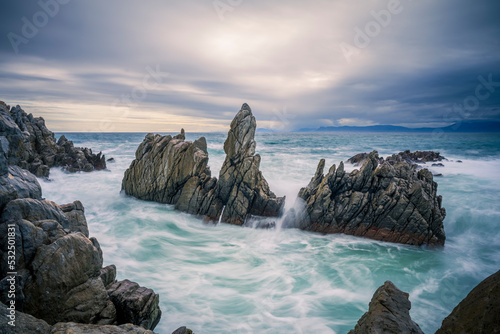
[[348, 281, 424, 334], [122, 103, 284, 226], [0, 101, 106, 177], [436, 269, 500, 334], [290, 151, 446, 246]]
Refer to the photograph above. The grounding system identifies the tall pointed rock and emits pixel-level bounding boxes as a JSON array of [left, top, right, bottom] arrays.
[[216, 103, 284, 225]]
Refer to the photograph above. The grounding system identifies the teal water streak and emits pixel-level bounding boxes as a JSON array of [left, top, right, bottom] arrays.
[[40, 132, 500, 333]]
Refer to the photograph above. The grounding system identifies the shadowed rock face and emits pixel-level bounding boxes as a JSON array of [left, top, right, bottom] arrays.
[[348, 281, 424, 334], [122, 103, 284, 225], [0, 101, 106, 177], [435, 269, 500, 334], [289, 151, 446, 246]]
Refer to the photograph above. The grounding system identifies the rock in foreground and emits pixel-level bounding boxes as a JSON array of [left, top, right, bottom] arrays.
[[348, 281, 424, 334], [290, 151, 446, 246], [122, 103, 284, 225], [436, 269, 500, 334]]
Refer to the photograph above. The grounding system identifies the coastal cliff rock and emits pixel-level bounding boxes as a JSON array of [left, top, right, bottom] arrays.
[[348, 281, 424, 334], [0, 100, 106, 177], [436, 269, 500, 334], [0, 143, 161, 331], [291, 150, 446, 246], [122, 103, 284, 225]]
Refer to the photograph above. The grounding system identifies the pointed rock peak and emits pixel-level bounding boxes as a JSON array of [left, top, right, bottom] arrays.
[[241, 103, 252, 112], [174, 128, 186, 140], [224, 104, 257, 160]]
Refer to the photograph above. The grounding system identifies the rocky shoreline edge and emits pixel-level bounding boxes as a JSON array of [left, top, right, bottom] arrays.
[[1, 101, 498, 333]]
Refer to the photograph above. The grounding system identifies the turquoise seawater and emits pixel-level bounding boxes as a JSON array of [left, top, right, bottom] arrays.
[[40, 132, 500, 334]]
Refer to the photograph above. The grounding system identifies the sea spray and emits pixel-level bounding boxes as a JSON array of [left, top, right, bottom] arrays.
[[39, 131, 500, 334]]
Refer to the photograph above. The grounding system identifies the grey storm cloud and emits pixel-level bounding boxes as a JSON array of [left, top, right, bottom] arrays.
[[0, 0, 499, 131]]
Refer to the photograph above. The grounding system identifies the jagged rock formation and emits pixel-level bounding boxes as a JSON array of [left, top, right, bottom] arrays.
[[290, 151, 446, 246], [122, 103, 284, 225], [348, 281, 424, 334], [0, 128, 161, 332], [0, 101, 106, 177], [348, 150, 446, 167], [436, 269, 500, 334]]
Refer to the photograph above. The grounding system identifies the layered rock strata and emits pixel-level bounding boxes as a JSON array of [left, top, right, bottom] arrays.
[[122, 103, 284, 225], [290, 151, 446, 246], [0, 101, 106, 177]]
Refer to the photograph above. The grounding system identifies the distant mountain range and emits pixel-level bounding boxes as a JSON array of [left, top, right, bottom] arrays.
[[290, 121, 500, 133]]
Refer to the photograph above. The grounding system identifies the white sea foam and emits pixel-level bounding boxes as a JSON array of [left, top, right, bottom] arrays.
[[38, 132, 500, 334]]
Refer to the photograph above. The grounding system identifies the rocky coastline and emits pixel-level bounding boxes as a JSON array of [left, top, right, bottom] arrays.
[[1, 101, 498, 333], [0, 101, 106, 178], [123, 103, 445, 246], [122, 103, 284, 226], [0, 102, 163, 333]]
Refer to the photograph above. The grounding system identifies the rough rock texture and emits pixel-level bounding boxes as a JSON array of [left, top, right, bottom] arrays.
[[52, 322, 156, 334], [121, 132, 215, 211], [348, 281, 424, 334], [0, 166, 161, 331], [385, 150, 445, 164], [122, 103, 284, 225], [0, 101, 106, 177], [108, 280, 162, 331], [436, 269, 500, 334], [290, 150, 446, 246], [0, 301, 53, 334], [213, 103, 284, 225]]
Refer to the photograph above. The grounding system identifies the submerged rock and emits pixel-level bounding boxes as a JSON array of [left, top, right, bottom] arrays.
[[122, 103, 284, 225], [0, 101, 106, 177], [348, 281, 424, 334], [436, 269, 500, 334], [290, 151, 446, 246]]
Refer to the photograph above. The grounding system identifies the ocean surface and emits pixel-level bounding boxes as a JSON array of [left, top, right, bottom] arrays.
[[40, 131, 500, 334]]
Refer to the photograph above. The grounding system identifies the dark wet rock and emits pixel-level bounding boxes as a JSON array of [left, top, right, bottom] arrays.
[[432, 163, 445, 167], [172, 326, 194, 334], [457, 160, 463, 163], [0, 301, 52, 334], [52, 322, 157, 334], [0, 101, 106, 177], [0, 162, 161, 331], [347, 152, 369, 166], [100, 264, 117, 288], [107, 279, 162, 330], [60, 200, 89, 237], [436, 269, 500, 334], [348, 281, 424, 334], [0, 165, 42, 211], [434, 173, 443, 177], [122, 103, 284, 226], [384, 150, 445, 165], [107, 157, 115, 162], [289, 151, 446, 246]]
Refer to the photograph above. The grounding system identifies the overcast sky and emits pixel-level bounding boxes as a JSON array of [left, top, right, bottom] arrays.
[[1, 0, 499, 132]]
